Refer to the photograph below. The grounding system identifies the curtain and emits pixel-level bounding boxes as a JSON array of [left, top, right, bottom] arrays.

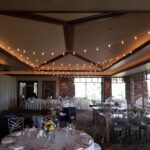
[[0, 75, 17, 112]]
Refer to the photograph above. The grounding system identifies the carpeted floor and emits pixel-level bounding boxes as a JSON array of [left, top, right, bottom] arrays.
[[1, 109, 150, 150], [76, 110, 150, 150]]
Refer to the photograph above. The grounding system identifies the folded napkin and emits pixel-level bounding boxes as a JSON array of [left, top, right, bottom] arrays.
[[11, 131, 22, 137], [82, 139, 92, 145], [1, 137, 14, 144], [75, 147, 83, 150], [8, 144, 24, 150], [80, 132, 87, 136]]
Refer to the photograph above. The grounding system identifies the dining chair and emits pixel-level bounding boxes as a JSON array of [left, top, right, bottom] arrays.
[[111, 117, 126, 143], [8, 117, 24, 133], [128, 116, 141, 143]]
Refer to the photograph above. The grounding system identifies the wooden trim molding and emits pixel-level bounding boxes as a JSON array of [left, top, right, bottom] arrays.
[[111, 53, 150, 75], [102, 40, 150, 71], [0, 12, 67, 25], [0, 47, 34, 70]]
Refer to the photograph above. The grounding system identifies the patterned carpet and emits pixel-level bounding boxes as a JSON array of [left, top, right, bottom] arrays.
[[1, 109, 150, 150], [76, 110, 150, 150]]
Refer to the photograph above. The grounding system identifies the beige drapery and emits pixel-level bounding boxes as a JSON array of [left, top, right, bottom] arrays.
[[0, 75, 17, 112]]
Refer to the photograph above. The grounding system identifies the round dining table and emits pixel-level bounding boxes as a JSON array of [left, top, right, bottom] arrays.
[[0, 127, 94, 150]]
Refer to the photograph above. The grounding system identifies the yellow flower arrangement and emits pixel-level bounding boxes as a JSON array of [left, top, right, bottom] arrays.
[[43, 118, 56, 132]]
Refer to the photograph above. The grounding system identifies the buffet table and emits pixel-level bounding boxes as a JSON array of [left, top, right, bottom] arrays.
[[1, 128, 94, 150], [25, 98, 90, 111]]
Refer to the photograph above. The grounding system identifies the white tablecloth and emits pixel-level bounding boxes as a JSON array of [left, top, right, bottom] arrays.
[[25, 98, 90, 111], [1, 128, 94, 150]]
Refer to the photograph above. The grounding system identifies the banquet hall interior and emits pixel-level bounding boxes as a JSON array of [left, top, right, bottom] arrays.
[[0, 1, 150, 150]]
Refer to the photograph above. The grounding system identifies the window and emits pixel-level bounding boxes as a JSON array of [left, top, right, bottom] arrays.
[[147, 73, 150, 102], [112, 78, 125, 100], [74, 77, 102, 100], [18, 81, 38, 106]]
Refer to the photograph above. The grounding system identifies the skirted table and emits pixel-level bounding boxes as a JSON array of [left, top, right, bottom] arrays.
[[1, 128, 95, 150]]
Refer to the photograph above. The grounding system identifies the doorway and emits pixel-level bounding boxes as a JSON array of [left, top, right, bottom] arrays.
[[18, 81, 38, 106]]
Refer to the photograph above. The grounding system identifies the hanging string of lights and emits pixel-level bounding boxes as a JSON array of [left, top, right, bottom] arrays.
[[0, 30, 149, 76]]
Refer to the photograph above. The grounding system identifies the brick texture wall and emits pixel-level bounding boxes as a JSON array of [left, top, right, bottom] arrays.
[[102, 77, 112, 101], [124, 73, 148, 108], [60, 78, 75, 98]]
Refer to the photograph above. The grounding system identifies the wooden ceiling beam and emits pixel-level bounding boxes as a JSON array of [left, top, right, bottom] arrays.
[[102, 40, 150, 71], [63, 24, 74, 52], [68, 12, 127, 25], [111, 53, 150, 75], [0, 64, 10, 70], [0, 47, 33, 70], [0, 12, 67, 25]]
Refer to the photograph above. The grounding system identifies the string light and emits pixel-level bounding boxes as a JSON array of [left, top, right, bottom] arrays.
[[51, 52, 54, 56], [108, 44, 111, 48], [134, 36, 138, 40], [0, 29, 150, 76], [84, 49, 87, 53], [73, 51, 76, 55], [121, 40, 124, 44], [33, 51, 36, 55]]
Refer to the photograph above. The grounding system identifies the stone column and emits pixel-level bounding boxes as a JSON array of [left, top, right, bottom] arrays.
[[102, 77, 112, 101], [59, 77, 75, 98]]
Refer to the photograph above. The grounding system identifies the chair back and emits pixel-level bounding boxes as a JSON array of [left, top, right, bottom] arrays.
[[8, 117, 24, 133]]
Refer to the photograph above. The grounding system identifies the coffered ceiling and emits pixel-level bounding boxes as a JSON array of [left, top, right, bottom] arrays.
[[0, 1, 149, 76]]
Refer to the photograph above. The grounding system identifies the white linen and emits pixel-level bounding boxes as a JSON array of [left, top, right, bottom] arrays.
[[25, 98, 90, 111], [1, 128, 94, 150]]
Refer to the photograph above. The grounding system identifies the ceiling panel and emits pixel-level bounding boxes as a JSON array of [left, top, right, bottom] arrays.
[[74, 13, 150, 65], [37, 13, 99, 21]]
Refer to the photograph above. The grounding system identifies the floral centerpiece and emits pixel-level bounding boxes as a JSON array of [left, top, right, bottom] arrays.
[[131, 106, 141, 114], [42, 117, 56, 132]]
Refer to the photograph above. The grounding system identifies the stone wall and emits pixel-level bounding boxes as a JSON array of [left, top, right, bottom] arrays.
[[124, 72, 149, 108], [102, 77, 112, 101], [60, 77, 75, 98]]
